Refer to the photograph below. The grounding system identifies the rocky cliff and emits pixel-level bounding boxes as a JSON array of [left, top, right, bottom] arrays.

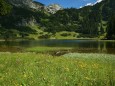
[[7, 0, 44, 10], [7, 0, 62, 13], [45, 4, 63, 14]]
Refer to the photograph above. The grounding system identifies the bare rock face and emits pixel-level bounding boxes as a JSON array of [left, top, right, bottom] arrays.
[[45, 4, 63, 14]]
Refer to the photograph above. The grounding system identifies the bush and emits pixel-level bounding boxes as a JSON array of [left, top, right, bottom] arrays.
[[60, 33, 71, 37], [38, 34, 51, 39]]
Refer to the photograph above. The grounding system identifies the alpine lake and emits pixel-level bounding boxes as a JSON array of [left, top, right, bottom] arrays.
[[0, 39, 115, 55]]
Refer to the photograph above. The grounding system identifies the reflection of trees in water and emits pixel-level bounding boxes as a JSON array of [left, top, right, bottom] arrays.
[[0, 41, 22, 52], [4, 41, 10, 46], [98, 42, 107, 53]]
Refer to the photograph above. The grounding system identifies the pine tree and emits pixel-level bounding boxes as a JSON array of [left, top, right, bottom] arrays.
[[107, 15, 115, 39], [0, 0, 12, 16]]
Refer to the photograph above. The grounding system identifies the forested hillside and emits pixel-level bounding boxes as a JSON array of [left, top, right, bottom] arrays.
[[0, 0, 115, 40], [45, 0, 115, 39]]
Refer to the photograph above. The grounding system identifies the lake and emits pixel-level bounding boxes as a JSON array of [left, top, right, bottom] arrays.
[[0, 39, 115, 54]]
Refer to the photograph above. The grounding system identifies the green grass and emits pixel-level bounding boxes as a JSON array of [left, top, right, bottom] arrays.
[[0, 52, 115, 86], [54, 31, 77, 39], [26, 46, 72, 53], [26, 28, 79, 39]]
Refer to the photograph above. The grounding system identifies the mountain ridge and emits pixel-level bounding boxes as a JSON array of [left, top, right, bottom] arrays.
[[6, 0, 62, 13], [0, 0, 115, 40]]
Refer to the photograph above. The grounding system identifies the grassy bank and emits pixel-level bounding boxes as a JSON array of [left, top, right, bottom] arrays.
[[0, 52, 115, 86], [26, 46, 72, 53]]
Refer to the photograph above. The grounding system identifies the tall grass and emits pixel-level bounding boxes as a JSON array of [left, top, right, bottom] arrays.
[[0, 52, 115, 86]]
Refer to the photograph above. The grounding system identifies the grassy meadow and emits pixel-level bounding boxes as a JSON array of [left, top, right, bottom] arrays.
[[0, 52, 115, 86]]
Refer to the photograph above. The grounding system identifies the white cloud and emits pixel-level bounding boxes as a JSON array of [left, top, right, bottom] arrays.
[[94, 0, 103, 4], [79, 0, 103, 8], [97, 0, 103, 3], [85, 0, 103, 7], [85, 3, 93, 6], [79, 6, 83, 8]]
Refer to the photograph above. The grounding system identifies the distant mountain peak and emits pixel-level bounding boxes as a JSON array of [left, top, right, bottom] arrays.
[[7, 0, 62, 14], [45, 4, 63, 14]]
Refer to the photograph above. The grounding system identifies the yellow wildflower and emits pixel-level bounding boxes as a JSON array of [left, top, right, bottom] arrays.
[[24, 74, 27, 78], [92, 64, 99, 69], [65, 67, 70, 72], [84, 77, 90, 80]]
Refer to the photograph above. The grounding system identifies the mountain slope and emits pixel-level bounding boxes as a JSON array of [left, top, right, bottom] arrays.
[[0, 0, 115, 40], [45, 0, 115, 39]]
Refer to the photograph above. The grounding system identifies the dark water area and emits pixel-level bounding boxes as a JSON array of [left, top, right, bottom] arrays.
[[0, 39, 115, 54]]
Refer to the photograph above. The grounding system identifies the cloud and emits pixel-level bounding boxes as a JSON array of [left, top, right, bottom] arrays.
[[79, 6, 83, 8], [85, 3, 93, 6], [97, 0, 103, 3], [84, 0, 103, 7], [95, 0, 103, 4]]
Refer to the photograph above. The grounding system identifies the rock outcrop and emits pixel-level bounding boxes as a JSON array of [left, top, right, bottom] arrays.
[[45, 4, 63, 14]]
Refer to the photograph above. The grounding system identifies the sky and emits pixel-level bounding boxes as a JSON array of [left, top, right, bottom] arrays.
[[34, 0, 103, 8]]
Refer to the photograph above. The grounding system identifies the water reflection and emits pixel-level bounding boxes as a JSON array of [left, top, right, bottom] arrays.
[[0, 40, 115, 54]]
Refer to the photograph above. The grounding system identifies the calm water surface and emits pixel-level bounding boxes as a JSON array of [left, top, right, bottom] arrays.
[[0, 39, 115, 54]]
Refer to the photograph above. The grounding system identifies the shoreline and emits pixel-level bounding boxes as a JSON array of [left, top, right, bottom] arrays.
[[0, 38, 115, 42]]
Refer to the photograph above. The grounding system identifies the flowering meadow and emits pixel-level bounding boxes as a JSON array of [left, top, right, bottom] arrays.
[[0, 52, 115, 86]]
